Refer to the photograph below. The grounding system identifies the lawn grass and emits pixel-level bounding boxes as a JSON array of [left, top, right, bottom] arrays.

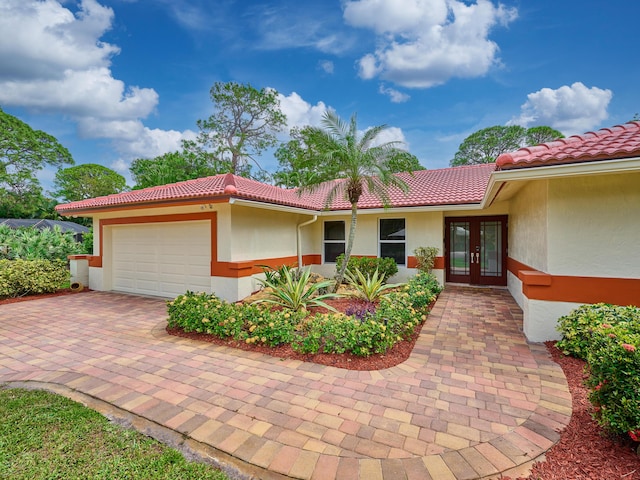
[[0, 387, 229, 480]]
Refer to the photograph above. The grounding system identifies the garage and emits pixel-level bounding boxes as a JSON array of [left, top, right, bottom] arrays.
[[111, 221, 211, 297]]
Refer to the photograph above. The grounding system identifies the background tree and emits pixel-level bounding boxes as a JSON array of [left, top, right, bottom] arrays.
[[298, 111, 410, 288], [53, 164, 126, 202], [274, 126, 424, 188], [194, 82, 286, 181], [130, 149, 217, 189], [525, 126, 564, 146], [450, 125, 565, 166], [0, 107, 74, 218]]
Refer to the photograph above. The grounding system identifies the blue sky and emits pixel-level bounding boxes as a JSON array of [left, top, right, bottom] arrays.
[[1, 0, 638, 189]]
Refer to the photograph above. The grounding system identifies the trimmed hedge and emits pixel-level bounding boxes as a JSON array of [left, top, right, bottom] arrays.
[[0, 259, 70, 298], [335, 254, 398, 283], [557, 303, 640, 440], [167, 272, 442, 357]]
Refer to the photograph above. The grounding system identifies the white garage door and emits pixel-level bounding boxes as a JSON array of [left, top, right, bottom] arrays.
[[111, 221, 211, 297]]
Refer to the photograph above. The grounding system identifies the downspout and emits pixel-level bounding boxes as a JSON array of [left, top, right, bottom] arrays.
[[297, 215, 318, 268]]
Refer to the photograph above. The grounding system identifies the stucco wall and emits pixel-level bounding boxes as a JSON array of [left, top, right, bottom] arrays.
[[547, 172, 640, 278], [228, 205, 300, 262], [508, 180, 548, 272]]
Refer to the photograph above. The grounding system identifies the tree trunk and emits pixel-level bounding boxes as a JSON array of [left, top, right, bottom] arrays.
[[334, 202, 358, 289]]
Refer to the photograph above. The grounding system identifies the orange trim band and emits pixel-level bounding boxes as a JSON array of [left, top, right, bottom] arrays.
[[95, 212, 323, 279], [508, 256, 640, 306], [407, 256, 444, 270]]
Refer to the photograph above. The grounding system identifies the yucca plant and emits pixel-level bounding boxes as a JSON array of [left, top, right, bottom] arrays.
[[253, 267, 340, 312], [345, 267, 403, 303]]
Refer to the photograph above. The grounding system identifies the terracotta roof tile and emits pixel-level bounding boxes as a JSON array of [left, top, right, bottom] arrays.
[[496, 121, 640, 169], [55, 164, 496, 214]]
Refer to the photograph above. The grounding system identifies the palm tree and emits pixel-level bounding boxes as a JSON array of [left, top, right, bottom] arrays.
[[299, 111, 410, 288]]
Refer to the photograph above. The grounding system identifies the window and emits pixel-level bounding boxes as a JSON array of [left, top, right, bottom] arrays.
[[324, 221, 345, 263], [379, 218, 406, 265]]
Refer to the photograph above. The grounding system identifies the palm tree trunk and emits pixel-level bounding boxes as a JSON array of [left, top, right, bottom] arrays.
[[335, 202, 359, 288]]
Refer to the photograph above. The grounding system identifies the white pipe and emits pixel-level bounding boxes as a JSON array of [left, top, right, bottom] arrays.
[[297, 215, 318, 268]]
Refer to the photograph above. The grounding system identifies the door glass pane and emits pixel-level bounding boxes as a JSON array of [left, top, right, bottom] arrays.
[[449, 221, 469, 275], [480, 221, 501, 277]]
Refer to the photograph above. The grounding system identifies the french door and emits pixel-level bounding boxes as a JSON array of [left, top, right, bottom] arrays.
[[444, 216, 508, 286]]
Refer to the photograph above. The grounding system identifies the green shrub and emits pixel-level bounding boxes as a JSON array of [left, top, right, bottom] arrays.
[[556, 303, 640, 359], [0, 259, 69, 298], [585, 322, 640, 438], [0, 225, 85, 261], [167, 270, 443, 358], [556, 303, 640, 440], [345, 268, 403, 303], [413, 246, 439, 274], [335, 255, 398, 283], [253, 267, 339, 312]]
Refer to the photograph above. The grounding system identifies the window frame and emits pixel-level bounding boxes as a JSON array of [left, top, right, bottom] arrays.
[[323, 220, 346, 264], [378, 218, 406, 265]]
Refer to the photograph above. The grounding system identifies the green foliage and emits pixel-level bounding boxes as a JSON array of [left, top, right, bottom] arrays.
[[556, 303, 640, 439], [256, 264, 300, 287], [556, 303, 639, 359], [254, 267, 340, 312], [167, 272, 442, 358], [130, 150, 218, 190], [0, 388, 228, 479], [336, 254, 398, 283], [53, 164, 127, 202], [0, 107, 74, 217], [404, 272, 443, 310], [345, 268, 403, 303], [450, 125, 565, 166], [0, 225, 85, 261], [82, 227, 94, 255], [413, 246, 439, 274], [585, 323, 640, 437], [0, 259, 69, 298], [295, 111, 411, 287], [194, 82, 287, 180]]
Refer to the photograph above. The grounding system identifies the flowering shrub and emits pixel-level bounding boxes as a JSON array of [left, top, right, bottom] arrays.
[[0, 259, 69, 298], [556, 303, 639, 360], [585, 322, 640, 439], [556, 303, 640, 441], [166, 271, 442, 357]]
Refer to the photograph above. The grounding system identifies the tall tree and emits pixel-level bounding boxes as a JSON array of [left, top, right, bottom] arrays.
[[274, 126, 424, 188], [450, 125, 565, 166], [0, 107, 74, 217], [525, 126, 564, 146], [54, 164, 126, 202], [298, 111, 410, 288], [130, 149, 217, 190], [194, 82, 286, 180]]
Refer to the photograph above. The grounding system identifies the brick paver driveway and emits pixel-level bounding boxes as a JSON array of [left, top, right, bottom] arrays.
[[0, 286, 571, 479]]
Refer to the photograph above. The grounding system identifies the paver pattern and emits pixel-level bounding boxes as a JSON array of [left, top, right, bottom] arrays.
[[0, 286, 571, 479]]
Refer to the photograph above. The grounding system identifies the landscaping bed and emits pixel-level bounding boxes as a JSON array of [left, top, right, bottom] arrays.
[[167, 296, 430, 370], [0, 287, 89, 306]]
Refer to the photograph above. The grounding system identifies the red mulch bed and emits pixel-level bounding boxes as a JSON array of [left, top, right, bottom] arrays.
[[0, 288, 90, 305], [505, 342, 640, 480]]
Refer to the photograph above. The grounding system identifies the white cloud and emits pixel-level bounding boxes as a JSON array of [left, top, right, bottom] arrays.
[[318, 60, 335, 74], [379, 84, 410, 103], [0, 0, 192, 165], [367, 126, 409, 149], [343, 0, 517, 88], [509, 82, 613, 135], [277, 92, 329, 131]]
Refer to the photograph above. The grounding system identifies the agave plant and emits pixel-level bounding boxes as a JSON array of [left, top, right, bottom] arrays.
[[345, 267, 403, 303], [253, 267, 340, 312]]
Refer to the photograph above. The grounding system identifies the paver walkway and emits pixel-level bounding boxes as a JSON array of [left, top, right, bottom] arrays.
[[0, 286, 571, 479]]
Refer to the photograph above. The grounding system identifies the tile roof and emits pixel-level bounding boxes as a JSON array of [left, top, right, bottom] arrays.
[[496, 121, 640, 170], [55, 164, 496, 214]]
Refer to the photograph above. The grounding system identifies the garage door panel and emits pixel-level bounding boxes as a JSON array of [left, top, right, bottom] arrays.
[[112, 221, 211, 297]]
